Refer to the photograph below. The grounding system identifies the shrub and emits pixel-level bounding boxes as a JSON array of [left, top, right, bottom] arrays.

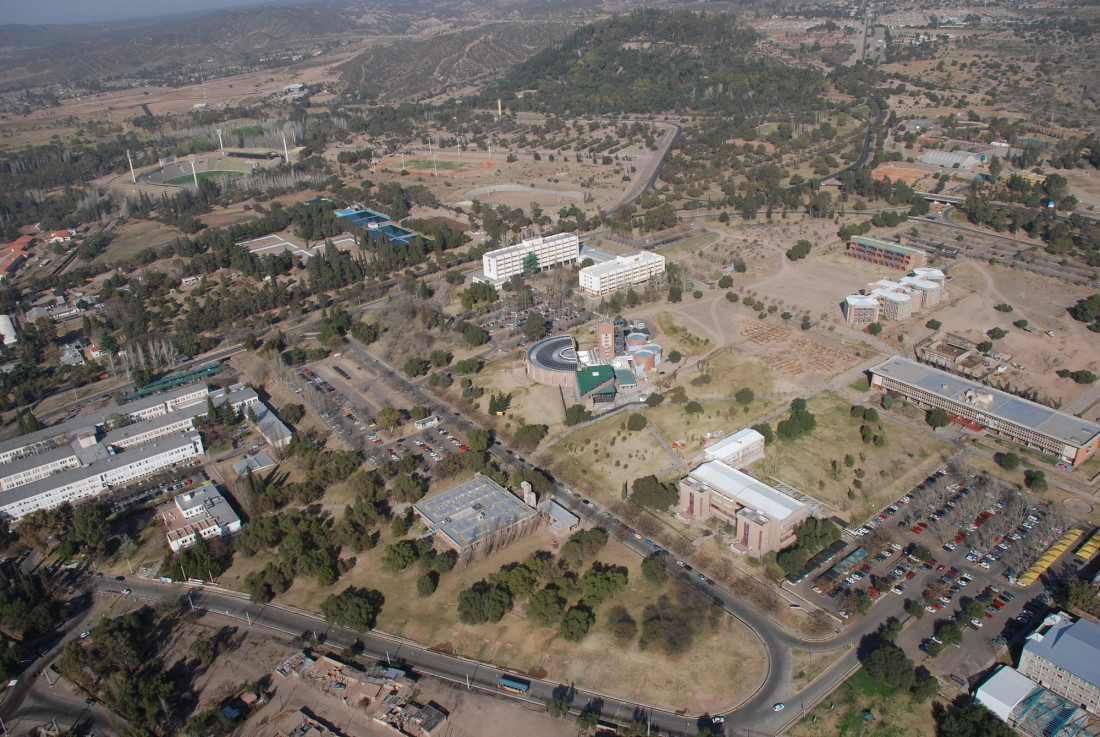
[[868, 322, 884, 336], [925, 319, 942, 330], [994, 303, 1013, 313], [718, 275, 733, 288], [786, 239, 812, 261]]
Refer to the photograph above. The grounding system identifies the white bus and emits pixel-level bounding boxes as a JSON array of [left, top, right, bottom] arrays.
[[414, 415, 440, 430]]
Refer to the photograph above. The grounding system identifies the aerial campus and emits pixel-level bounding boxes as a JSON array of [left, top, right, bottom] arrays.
[[1, 1, 1100, 737]]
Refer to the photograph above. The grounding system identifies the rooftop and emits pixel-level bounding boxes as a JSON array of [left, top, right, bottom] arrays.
[[484, 232, 578, 260], [579, 251, 665, 278], [850, 236, 923, 257], [704, 428, 764, 462], [575, 364, 617, 395], [0, 383, 209, 458], [414, 474, 536, 550], [686, 460, 806, 522], [976, 666, 1039, 721], [0, 433, 202, 508], [845, 295, 879, 308], [872, 357, 1100, 447], [1025, 613, 1100, 688]]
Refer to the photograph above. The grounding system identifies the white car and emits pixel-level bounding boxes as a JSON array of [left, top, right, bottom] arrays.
[[772, 703, 785, 712], [712, 717, 725, 724]]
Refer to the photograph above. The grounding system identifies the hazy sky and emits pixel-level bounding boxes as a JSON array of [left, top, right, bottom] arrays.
[[0, 0, 290, 25]]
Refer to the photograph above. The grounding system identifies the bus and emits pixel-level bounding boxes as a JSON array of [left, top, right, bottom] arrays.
[[496, 676, 530, 695], [414, 415, 440, 430]]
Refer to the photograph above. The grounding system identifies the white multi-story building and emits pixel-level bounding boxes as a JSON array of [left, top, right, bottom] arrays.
[[702, 428, 766, 468], [480, 233, 580, 284], [160, 482, 242, 552], [0, 434, 205, 522], [578, 252, 666, 296]]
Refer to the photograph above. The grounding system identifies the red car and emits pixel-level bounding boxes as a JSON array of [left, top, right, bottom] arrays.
[[458, 444, 469, 451], [993, 600, 1007, 609], [912, 525, 925, 534], [936, 564, 947, 572]]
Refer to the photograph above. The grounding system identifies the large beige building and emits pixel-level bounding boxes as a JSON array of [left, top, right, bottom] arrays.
[[479, 233, 580, 284], [677, 460, 810, 554], [842, 269, 944, 325], [578, 251, 666, 296]]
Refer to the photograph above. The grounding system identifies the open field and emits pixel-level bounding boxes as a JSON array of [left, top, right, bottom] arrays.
[[543, 413, 676, 501], [750, 391, 955, 521], [641, 398, 788, 459], [656, 231, 720, 261], [672, 346, 802, 399], [100, 219, 183, 264], [789, 669, 937, 737], [379, 155, 491, 176], [165, 170, 245, 185], [222, 523, 764, 714]]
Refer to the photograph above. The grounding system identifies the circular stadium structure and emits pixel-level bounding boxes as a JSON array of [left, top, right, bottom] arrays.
[[526, 334, 580, 388]]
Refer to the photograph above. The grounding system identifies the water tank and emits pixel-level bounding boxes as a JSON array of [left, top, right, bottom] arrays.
[[626, 332, 648, 347], [635, 349, 657, 371]]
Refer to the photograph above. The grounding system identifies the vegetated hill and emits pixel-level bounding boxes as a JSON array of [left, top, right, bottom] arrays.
[[481, 8, 827, 116], [336, 20, 578, 103], [0, 5, 363, 89]]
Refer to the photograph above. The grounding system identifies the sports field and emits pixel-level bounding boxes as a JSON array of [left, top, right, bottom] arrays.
[[166, 170, 245, 185], [379, 155, 491, 176]]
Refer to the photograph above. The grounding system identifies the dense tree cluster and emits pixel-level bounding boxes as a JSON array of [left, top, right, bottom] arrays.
[[776, 518, 840, 574]]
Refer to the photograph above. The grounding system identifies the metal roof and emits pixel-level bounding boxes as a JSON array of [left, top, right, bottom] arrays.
[[1024, 614, 1100, 689], [872, 357, 1100, 447], [687, 460, 805, 522], [976, 666, 1039, 721], [575, 364, 617, 395], [414, 474, 536, 551]]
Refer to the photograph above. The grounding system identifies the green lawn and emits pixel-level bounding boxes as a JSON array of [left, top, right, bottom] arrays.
[[790, 668, 938, 737]]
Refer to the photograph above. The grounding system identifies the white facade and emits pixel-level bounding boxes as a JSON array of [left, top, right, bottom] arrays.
[[0, 315, 16, 345], [482, 233, 580, 283], [578, 251, 666, 296], [161, 482, 242, 552], [0, 434, 204, 522], [702, 428, 766, 468]]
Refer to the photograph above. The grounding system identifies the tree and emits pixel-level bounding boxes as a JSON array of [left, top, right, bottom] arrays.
[[465, 324, 489, 347], [926, 319, 942, 330], [906, 601, 925, 619], [631, 476, 677, 510], [523, 310, 549, 341], [667, 350, 681, 363], [488, 391, 511, 415], [528, 587, 566, 626], [786, 239, 812, 260], [467, 428, 491, 453], [72, 501, 109, 557], [912, 668, 940, 701], [320, 587, 384, 631], [416, 574, 437, 597], [937, 622, 964, 646], [868, 322, 884, 336], [627, 413, 647, 431], [546, 698, 570, 718], [377, 407, 402, 431], [718, 275, 733, 288], [457, 581, 511, 624], [513, 424, 548, 450], [564, 404, 593, 426], [428, 349, 452, 367], [926, 408, 950, 429], [977, 341, 993, 353], [735, 387, 755, 405], [403, 357, 429, 377], [998, 453, 1020, 471], [1025, 470, 1048, 493], [668, 286, 682, 303], [994, 303, 1013, 313], [859, 643, 915, 691], [559, 606, 595, 641], [987, 327, 1007, 340], [645, 393, 664, 407], [684, 400, 703, 414], [522, 251, 540, 277], [641, 554, 666, 584]]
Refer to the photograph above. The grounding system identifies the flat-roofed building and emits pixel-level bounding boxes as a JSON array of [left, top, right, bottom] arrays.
[[677, 460, 810, 554], [159, 481, 242, 552], [1019, 613, 1100, 714], [413, 473, 539, 556], [703, 428, 766, 468], [578, 251, 666, 296], [0, 433, 204, 522], [870, 356, 1100, 467], [975, 666, 1040, 721], [846, 236, 928, 271], [480, 233, 580, 284]]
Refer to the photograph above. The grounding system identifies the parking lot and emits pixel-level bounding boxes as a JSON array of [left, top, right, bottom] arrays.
[[788, 462, 1089, 683]]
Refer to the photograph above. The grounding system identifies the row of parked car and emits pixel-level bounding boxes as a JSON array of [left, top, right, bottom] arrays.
[[846, 468, 949, 537]]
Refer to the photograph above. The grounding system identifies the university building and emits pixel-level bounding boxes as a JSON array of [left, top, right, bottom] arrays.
[[845, 236, 928, 271], [1019, 613, 1100, 714], [870, 356, 1100, 467], [578, 251, 666, 296], [478, 233, 580, 285]]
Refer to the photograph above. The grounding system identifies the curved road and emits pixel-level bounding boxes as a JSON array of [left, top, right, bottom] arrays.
[[13, 514, 900, 737]]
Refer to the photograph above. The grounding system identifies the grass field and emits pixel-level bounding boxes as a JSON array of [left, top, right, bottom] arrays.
[[751, 392, 954, 521], [166, 170, 245, 185], [222, 522, 764, 713], [642, 397, 788, 459], [656, 231, 720, 260], [384, 157, 487, 174], [789, 668, 937, 737], [543, 412, 676, 502], [101, 219, 183, 264], [676, 348, 801, 399]]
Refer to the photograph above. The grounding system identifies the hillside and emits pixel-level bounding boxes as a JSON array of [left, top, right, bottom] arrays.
[[336, 20, 578, 103], [482, 9, 827, 116]]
